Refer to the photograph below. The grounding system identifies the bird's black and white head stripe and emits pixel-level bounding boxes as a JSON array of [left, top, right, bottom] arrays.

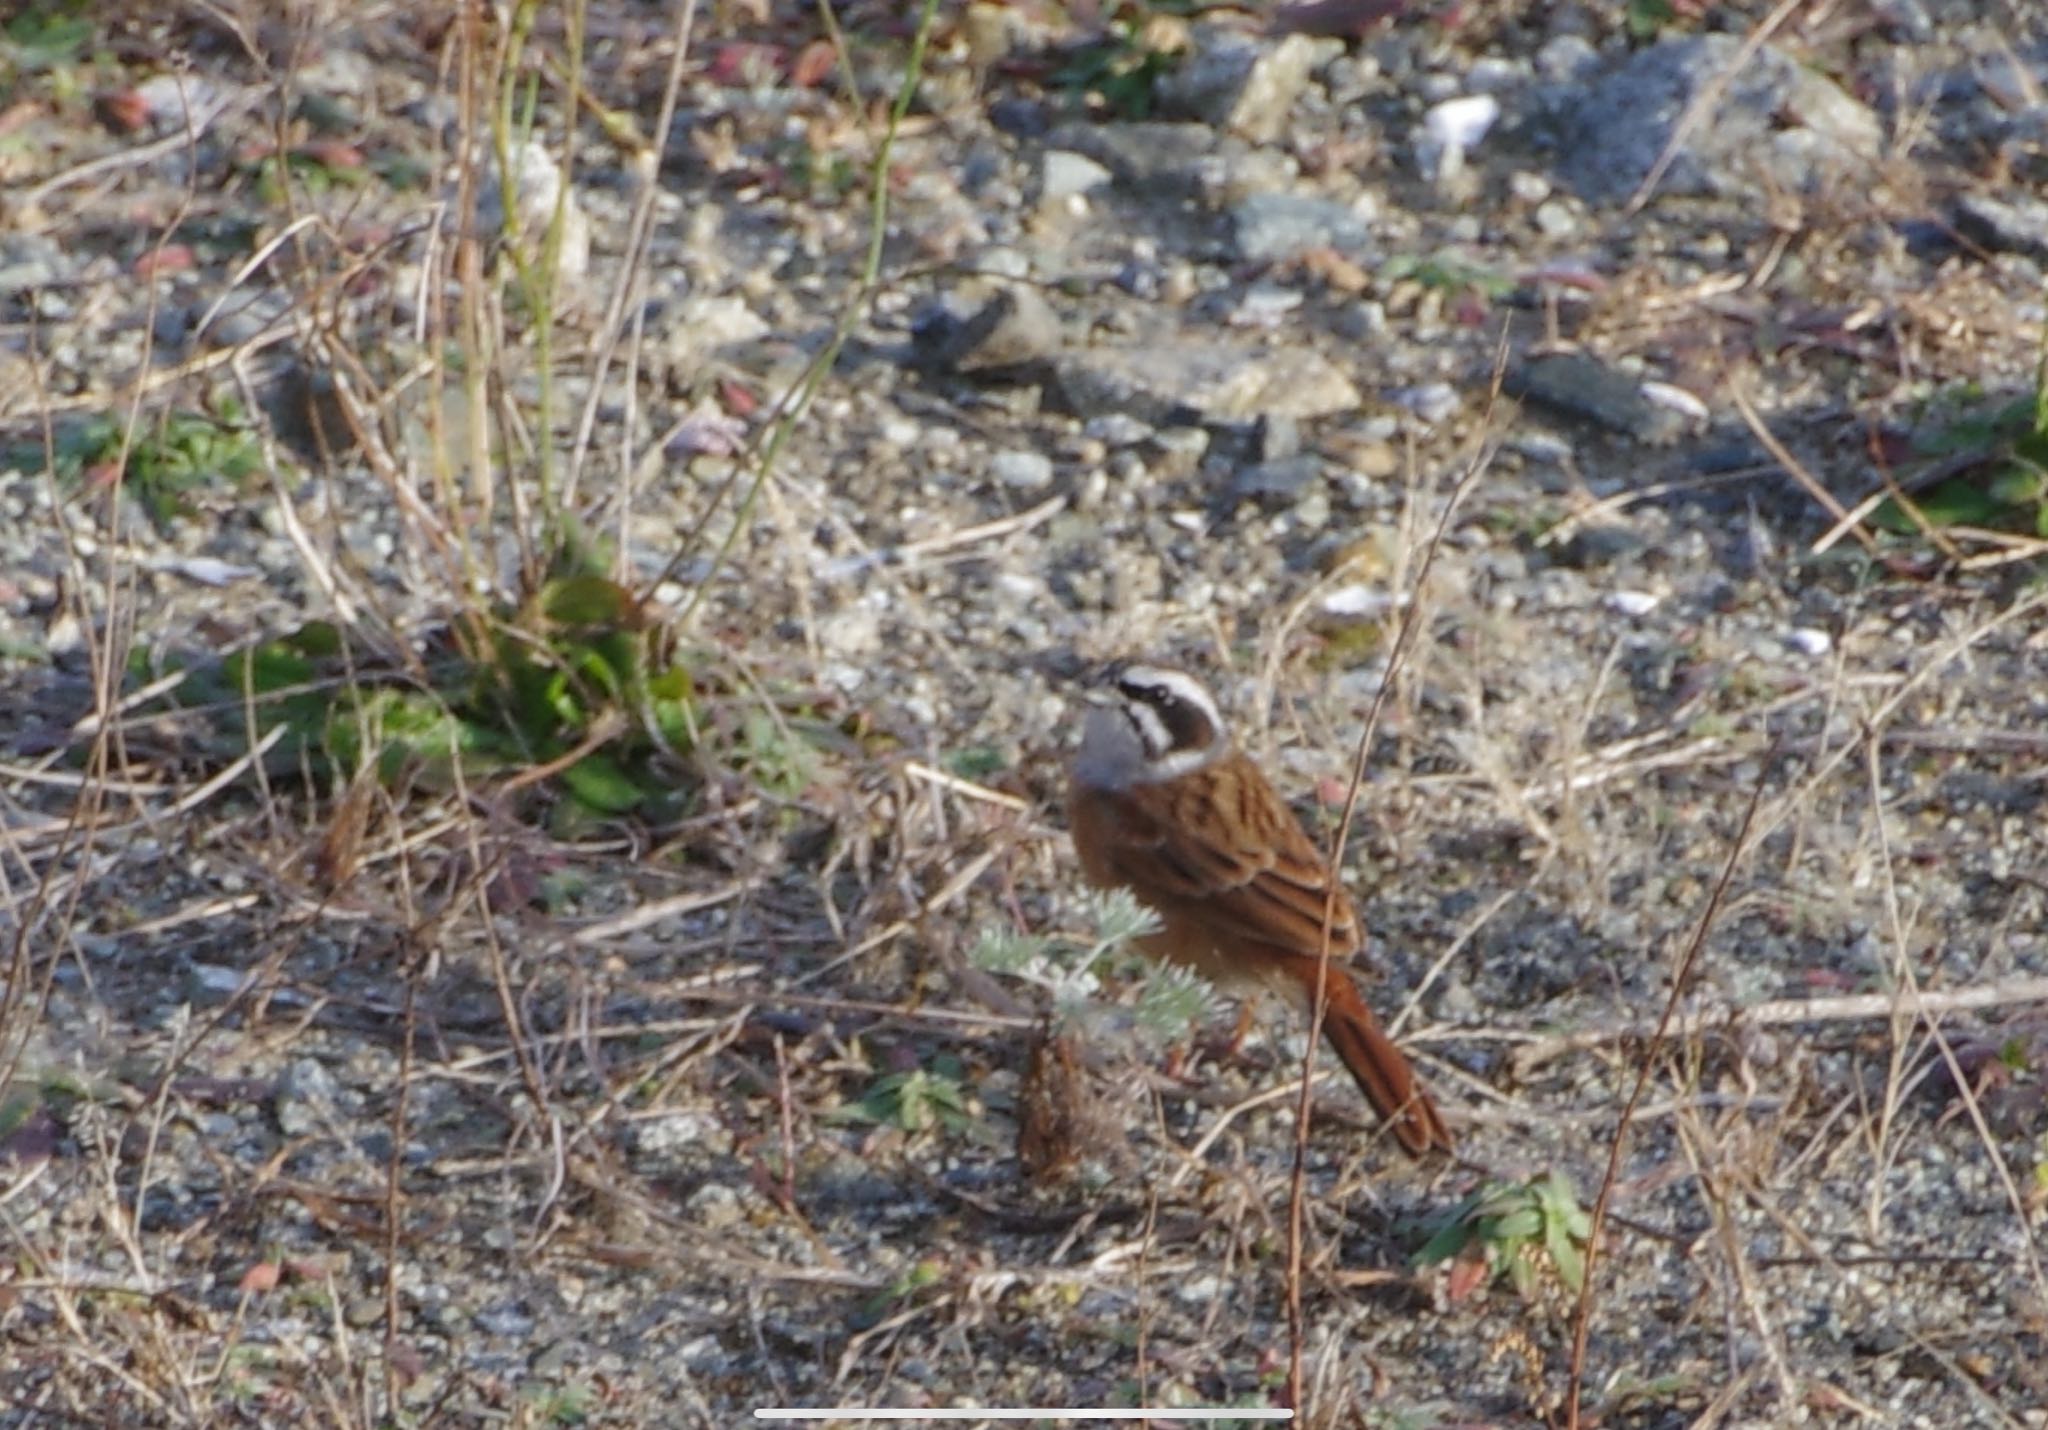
[[1111, 664, 1228, 777]]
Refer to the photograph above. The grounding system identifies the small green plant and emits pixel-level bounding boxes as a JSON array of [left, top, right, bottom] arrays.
[[245, 142, 372, 204], [1413, 1168, 1592, 1301], [831, 1055, 977, 1135], [17, 403, 265, 525], [850, 1257, 945, 1329], [1382, 252, 1515, 302], [776, 136, 860, 202], [973, 888, 1212, 1043], [1876, 389, 2048, 539], [126, 404, 264, 523], [524, 1381, 597, 1426], [127, 550, 734, 820], [1, 1, 92, 80], [1626, 0, 1678, 38], [737, 706, 818, 799], [945, 745, 1005, 781], [1054, 7, 1188, 120]]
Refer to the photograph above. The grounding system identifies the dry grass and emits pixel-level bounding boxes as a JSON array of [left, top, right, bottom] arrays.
[[3, 3, 2048, 1427]]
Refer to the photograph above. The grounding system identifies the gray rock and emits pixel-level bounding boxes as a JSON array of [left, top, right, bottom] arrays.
[[1547, 35, 1882, 205], [474, 1299, 536, 1339], [0, 235, 74, 296], [200, 289, 293, 348], [1158, 28, 1329, 144], [990, 449, 1055, 491], [1042, 121, 1220, 195], [1229, 283, 1305, 327], [275, 1057, 342, 1137], [1232, 192, 1374, 264], [1225, 454, 1322, 504], [1535, 33, 1600, 84], [1504, 351, 1688, 444], [912, 284, 1063, 372], [1082, 413, 1154, 447], [687, 1181, 745, 1230], [1257, 412, 1300, 462], [1533, 198, 1579, 238], [1056, 341, 1360, 424], [1954, 192, 2048, 262], [632, 1109, 734, 1159], [656, 295, 769, 367], [1391, 381, 1460, 426], [1151, 425, 1210, 460], [1556, 524, 1646, 568], [1039, 149, 1113, 201]]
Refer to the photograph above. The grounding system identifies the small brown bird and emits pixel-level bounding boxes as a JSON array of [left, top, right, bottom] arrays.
[[1066, 663, 1452, 1157]]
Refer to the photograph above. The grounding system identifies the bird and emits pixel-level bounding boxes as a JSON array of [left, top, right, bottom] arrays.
[[1065, 662, 1452, 1157]]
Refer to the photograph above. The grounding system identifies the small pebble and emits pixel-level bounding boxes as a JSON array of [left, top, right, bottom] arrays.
[[1786, 627, 1833, 657], [1606, 590, 1661, 617], [990, 449, 1055, 491], [1393, 382, 1459, 425]]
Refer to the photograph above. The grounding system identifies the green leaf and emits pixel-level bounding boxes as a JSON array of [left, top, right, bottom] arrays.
[[970, 927, 1050, 975], [4, 5, 92, 68], [1547, 1218, 1587, 1292], [1412, 1218, 1478, 1268], [1875, 479, 2004, 532], [946, 746, 1005, 781], [1487, 1208, 1543, 1242], [559, 753, 645, 813], [542, 574, 637, 627], [1987, 461, 2045, 507]]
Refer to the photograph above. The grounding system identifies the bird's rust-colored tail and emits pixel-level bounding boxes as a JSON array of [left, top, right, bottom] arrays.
[[1302, 965, 1453, 1157]]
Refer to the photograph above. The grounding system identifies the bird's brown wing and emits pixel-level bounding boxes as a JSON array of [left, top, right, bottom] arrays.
[[1090, 751, 1361, 958], [1071, 753, 1453, 1157]]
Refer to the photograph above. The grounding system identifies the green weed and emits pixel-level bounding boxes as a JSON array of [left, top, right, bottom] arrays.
[[1413, 1167, 1593, 1301]]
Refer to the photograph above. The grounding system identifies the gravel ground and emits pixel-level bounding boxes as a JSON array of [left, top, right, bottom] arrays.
[[3, 3, 2048, 1426]]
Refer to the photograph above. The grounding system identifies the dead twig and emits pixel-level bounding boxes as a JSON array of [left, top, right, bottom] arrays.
[[1511, 974, 2048, 1077], [1564, 746, 1775, 1430]]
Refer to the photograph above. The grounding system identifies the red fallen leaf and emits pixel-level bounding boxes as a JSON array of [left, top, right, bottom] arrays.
[[387, 1339, 426, 1385], [1445, 1246, 1490, 1302], [718, 377, 759, 417], [790, 38, 836, 88], [83, 460, 124, 492], [239, 1260, 281, 1294], [1314, 775, 1348, 808], [296, 140, 365, 170], [134, 244, 196, 278], [1866, 426, 1915, 466], [1452, 289, 1492, 327], [96, 89, 150, 133]]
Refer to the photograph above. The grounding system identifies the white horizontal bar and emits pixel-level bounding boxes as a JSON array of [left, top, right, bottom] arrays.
[[755, 1411, 1291, 1423]]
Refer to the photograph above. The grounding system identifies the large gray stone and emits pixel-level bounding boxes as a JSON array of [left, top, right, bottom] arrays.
[[1547, 35, 1882, 205], [1232, 192, 1375, 263], [1158, 28, 1331, 144], [1056, 341, 1360, 424]]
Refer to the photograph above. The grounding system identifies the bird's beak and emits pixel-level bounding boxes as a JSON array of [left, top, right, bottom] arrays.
[[1081, 657, 1130, 693]]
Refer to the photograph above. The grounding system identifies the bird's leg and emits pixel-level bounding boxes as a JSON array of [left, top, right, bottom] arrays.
[[1193, 993, 1265, 1068]]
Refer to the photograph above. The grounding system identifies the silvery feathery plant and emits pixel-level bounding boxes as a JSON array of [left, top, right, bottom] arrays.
[[971, 888, 1218, 1044]]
